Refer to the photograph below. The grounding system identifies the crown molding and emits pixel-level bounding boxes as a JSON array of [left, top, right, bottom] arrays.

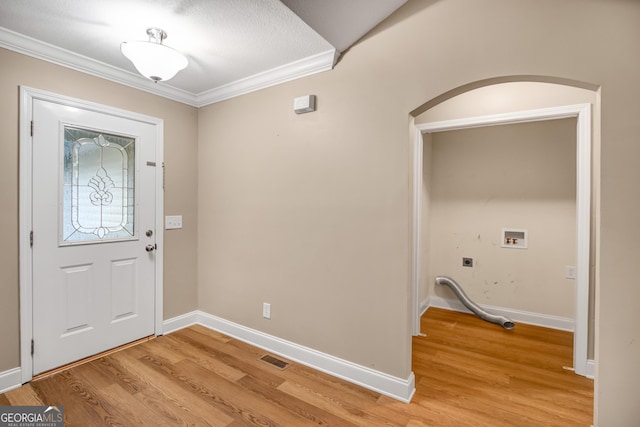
[[0, 26, 338, 108], [0, 26, 199, 106], [195, 49, 338, 107]]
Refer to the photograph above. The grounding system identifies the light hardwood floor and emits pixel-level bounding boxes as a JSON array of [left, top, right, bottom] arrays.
[[1, 308, 594, 426]]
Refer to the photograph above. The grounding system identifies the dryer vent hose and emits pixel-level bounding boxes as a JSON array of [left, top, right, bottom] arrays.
[[435, 276, 515, 329]]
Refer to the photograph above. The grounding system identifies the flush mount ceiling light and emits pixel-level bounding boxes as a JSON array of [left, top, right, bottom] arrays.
[[120, 28, 188, 83]]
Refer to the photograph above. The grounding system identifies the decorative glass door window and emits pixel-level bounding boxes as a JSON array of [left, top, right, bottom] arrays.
[[62, 126, 136, 244]]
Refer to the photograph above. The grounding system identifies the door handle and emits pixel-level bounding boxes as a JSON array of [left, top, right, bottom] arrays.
[[145, 244, 156, 252]]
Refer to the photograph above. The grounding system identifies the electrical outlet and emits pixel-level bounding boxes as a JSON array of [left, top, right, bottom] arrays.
[[263, 303, 271, 319]]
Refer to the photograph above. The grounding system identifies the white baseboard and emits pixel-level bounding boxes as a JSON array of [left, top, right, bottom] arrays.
[[424, 296, 575, 332], [5, 307, 587, 400], [163, 311, 415, 403], [161, 310, 199, 335], [585, 359, 595, 379], [419, 298, 430, 318], [0, 367, 22, 394]]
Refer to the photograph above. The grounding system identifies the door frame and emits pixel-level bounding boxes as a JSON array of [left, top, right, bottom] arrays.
[[411, 103, 592, 377], [19, 86, 164, 383]]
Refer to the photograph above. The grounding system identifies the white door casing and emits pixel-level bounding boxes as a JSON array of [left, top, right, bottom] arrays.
[[20, 87, 164, 382], [411, 104, 592, 377]]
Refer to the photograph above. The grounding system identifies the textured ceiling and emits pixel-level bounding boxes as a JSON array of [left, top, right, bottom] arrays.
[[0, 0, 406, 106]]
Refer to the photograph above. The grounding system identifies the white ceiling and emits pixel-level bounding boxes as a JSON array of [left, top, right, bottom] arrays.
[[0, 0, 406, 107]]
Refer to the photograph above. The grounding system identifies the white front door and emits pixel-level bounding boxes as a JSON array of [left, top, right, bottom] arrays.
[[30, 98, 158, 375]]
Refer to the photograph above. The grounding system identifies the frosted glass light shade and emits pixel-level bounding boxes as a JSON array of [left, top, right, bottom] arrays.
[[121, 41, 188, 82]]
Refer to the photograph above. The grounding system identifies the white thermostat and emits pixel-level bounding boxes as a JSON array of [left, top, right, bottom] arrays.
[[293, 95, 316, 114]]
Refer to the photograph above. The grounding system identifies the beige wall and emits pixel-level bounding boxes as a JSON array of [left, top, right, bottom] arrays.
[[0, 48, 199, 371], [197, 0, 640, 424], [426, 120, 576, 318], [196, 80, 412, 376]]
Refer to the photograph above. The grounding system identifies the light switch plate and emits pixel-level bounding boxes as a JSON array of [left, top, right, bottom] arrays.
[[263, 303, 271, 319], [165, 215, 183, 229]]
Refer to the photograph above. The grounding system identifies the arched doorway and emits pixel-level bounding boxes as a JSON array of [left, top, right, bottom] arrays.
[[410, 79, 599, 378]]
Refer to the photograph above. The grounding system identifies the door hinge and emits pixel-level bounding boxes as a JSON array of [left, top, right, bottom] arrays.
[[30, 230, 33, 248], [30, 120, 34, 137], [31, 339, 34, 356]]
